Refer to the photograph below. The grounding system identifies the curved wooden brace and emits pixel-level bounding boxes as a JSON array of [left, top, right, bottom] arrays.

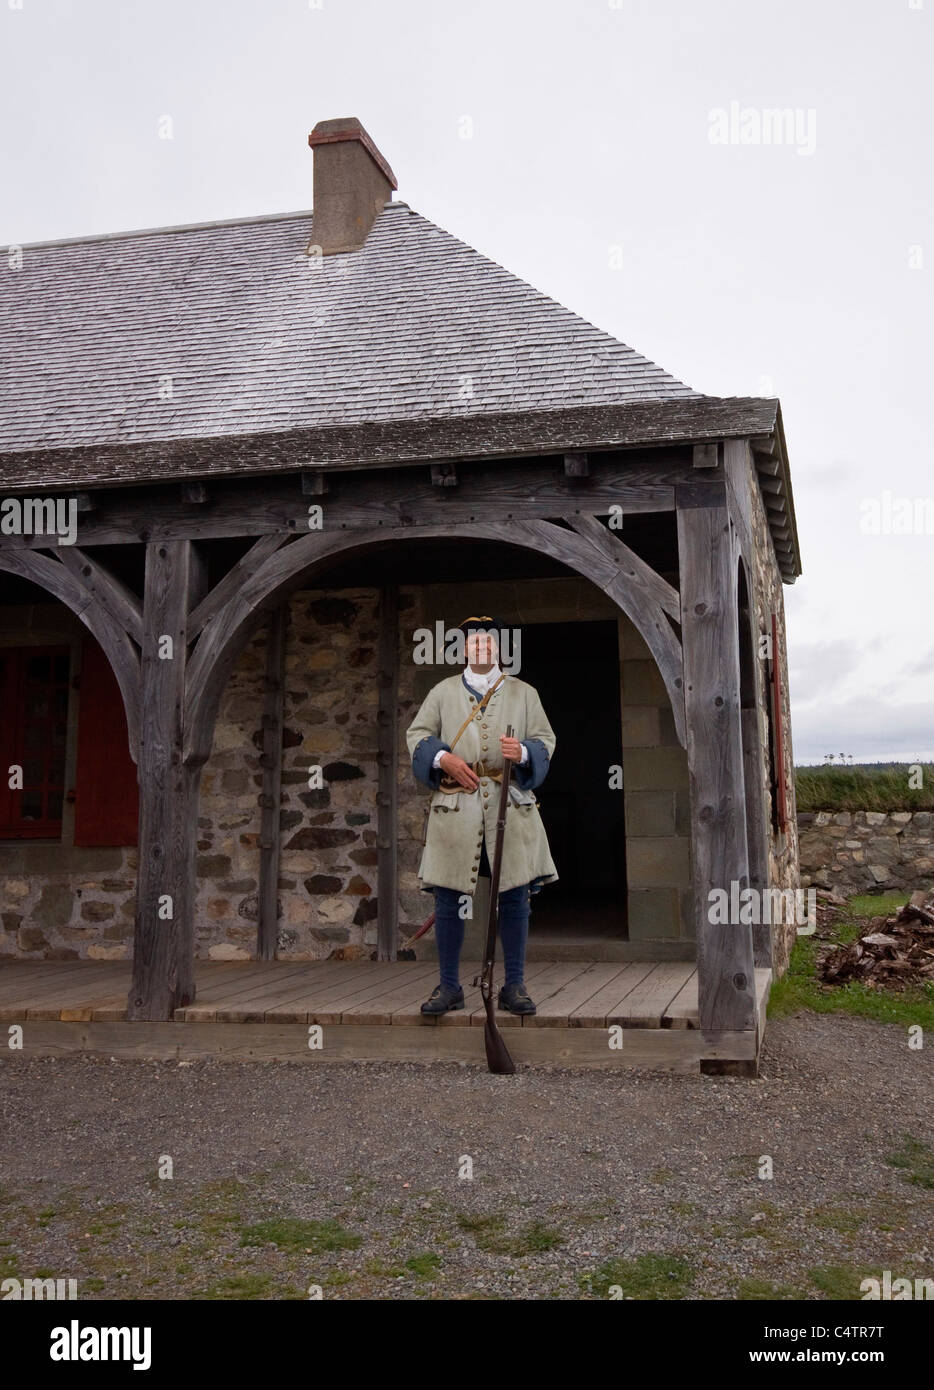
[[58, 545, 143, 646], [0, 548, 142, 763], [184, 518, 685, 764]]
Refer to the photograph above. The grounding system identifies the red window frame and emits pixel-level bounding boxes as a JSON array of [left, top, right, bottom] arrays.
[[0, 644, 70, 839], [769, 612, 789, 834]]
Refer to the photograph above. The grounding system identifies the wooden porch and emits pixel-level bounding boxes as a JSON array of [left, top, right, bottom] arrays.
[[0, 959, 771, 1072]]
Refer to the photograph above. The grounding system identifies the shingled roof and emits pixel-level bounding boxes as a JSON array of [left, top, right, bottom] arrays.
[[0, 200, 699, 458]]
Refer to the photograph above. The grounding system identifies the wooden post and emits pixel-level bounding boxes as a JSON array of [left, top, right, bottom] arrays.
[[128, 539, 207, 1021], [257, 605, 288, 960], [742, 702, 772, 970], [677, 502, 756, 1054], [737, 557, 771, 968], [376, 585, 399, 960]]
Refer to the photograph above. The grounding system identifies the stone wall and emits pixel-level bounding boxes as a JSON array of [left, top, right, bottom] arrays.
[[799, 811, 934, 893], [619, 618, 692, 941]]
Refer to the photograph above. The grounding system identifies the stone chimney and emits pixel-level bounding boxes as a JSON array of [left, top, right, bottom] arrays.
[[307, 117, 398, 255]]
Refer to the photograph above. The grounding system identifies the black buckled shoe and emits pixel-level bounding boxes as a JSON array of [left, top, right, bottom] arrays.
[[497, 982, 536, 1015], [420, 983, 465, 1015]]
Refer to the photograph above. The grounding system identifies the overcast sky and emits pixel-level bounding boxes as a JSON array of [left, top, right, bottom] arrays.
[[2, 0, 931, 764]]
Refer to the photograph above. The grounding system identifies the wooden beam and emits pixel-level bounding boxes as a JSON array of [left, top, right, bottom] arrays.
[[692, 443, 719, 469], [430, 462, 458, 488], [674, 480, 727, 510], [188, 533, 295, 640], [301, 470, 328, 496], [57, 545, 143, 646], [376, 586, 399, 961], [128, 539, 207, 1022], [568, 513, 681, 620], [0, 454, 697, 550], [257, 606, 287, 961], [676, 503, 756, 1044]]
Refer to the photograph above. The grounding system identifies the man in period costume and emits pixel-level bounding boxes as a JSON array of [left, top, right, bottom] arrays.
[[406, 617, 557, 1016]]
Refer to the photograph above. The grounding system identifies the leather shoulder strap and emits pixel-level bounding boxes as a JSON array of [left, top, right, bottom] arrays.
[[447, 674, 505, 754]]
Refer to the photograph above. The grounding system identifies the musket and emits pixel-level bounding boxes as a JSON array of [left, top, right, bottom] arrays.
[[473, 723, 517, 1075]]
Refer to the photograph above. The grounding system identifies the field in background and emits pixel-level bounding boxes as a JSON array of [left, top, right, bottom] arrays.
[[795, 764, 934, 812]]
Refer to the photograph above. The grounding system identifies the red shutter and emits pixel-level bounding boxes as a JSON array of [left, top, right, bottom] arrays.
[[73, 635, 139, 847]]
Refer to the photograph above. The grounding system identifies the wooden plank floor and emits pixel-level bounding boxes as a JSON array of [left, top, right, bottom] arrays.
[[0, 959, 710, 1027], [0, 960, 771, 1071]]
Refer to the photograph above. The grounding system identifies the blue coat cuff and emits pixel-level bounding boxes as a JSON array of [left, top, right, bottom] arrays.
[[412, 736, 449, 789], [512, 738, 550, 791]]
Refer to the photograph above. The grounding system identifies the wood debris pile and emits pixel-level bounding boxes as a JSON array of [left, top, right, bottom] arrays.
[[818, 891, 934, 990]]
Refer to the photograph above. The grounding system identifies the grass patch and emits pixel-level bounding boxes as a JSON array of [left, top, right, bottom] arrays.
[[580, 1252, 696, 1300], [809, 1206, 867, 1235], [238, 1217, 362, 1253], [456, 1212, 509, 1253], [725, 1153, 762, 1179], [795, 763, 934, 812], [404, 1252, 442, 1279], [514, 1222, 564, 1254], [667, 1201, 697, 1217], [885, 1136, 934, 1190], [808, 1264, 868, 1299], [768, 898, 934, 1030], [363, 1258, 405, 1279], [456, 1213, 564, 1257], [846, 892, 909, 919], [731, 1202, 781, 1239]]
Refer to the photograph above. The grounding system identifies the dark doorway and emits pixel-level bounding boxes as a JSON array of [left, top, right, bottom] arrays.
[[518, 619, 626, 938]]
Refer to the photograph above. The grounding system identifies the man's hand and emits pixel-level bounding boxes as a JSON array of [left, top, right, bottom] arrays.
[[439, 752, 479, 790], [501, 735, 523, 763]]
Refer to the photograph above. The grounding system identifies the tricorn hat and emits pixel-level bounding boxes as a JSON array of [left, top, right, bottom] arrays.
[[457, 614, 505, 639]]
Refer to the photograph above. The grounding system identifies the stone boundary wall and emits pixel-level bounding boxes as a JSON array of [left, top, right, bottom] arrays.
[[798, 811, 934, 893]]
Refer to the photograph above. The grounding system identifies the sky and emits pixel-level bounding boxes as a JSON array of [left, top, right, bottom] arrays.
[[1, 0, 932, 763]]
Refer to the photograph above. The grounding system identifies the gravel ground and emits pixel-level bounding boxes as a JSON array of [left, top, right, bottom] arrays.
[[1, 1011, 932, 1300]]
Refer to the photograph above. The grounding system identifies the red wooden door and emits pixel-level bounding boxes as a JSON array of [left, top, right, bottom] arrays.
[[0, 645, 69, 838], [73, 635, 139, 847]]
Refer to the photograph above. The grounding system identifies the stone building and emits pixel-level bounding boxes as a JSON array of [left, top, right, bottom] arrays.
[[0, 118, 802, 1063]]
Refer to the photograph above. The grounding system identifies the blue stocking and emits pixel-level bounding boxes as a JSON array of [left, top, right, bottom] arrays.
[[433, 886, 465, 990]]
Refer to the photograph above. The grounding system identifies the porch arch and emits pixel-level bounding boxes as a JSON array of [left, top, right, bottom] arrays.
[[183, 518, 685, 765], [0, 548, 141, 759]]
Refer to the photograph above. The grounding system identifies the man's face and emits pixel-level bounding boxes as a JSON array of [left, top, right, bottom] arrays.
[[466, 630, 498, 669]]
